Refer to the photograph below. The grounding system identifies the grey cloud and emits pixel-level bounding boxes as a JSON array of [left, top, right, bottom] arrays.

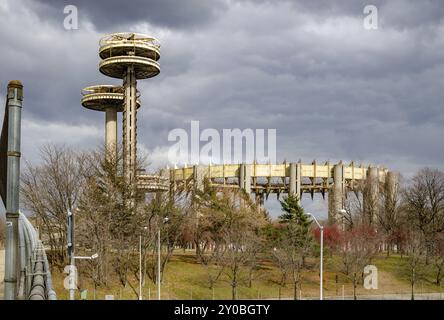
[[2, 0, 444, 218], [32, 0, 228, 31]]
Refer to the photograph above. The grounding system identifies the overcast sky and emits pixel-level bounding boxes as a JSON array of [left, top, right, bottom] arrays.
[[1, 0, 444, 218]]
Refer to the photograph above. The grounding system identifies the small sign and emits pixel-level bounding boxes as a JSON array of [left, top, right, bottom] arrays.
[[80, 290, 88, 300], [105, 295, 114, 300]]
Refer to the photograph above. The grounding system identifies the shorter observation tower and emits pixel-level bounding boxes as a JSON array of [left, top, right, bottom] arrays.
[[81, 85, 140, 159]]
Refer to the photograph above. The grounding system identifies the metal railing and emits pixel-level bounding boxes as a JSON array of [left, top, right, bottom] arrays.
[[2, 81, 56, 300], [17, 212, 57, 300]]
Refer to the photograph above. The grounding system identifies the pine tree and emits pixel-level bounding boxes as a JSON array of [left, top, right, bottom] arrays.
[[273, 194, 313, 299], [278, 194, 312, 250], [279, 194, 311, 230]]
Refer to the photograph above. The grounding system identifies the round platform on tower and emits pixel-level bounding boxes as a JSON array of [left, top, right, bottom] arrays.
[[98, 32, 160, 79], [81, 85, 140, 112]]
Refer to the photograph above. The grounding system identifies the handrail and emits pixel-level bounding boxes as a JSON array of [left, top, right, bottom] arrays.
[[17, 212, 57, 300], [99, 32, 160, 50]]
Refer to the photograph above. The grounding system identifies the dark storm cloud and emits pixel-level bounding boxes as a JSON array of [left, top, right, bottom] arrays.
[[1, 0, 444, 217], [32, 0, 228, 30]]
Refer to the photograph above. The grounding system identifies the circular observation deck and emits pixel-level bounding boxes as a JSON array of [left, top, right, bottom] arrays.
[[81, 85, 140, 112], [99, 56, 160, 79], [99, 32, 160, 61], [98, 32, 160, 79]]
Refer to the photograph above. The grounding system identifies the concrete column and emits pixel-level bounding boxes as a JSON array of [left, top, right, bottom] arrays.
[[193, 165, 206, 192], [329, 163, 344, 224], [239, 164, 252, 194], [123, 66, 137, 184], [384, 171, 398, 221], [364, 167, 379, 225], [105, 106, 117, 159], [244, 164, 251, 194], [385, 171, 398, 201], [289, 163, 296, 196], [296, 162, 302, 204], [239, 164, 244, 190]]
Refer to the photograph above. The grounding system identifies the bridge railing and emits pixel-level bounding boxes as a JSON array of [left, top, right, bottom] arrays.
[[17, 212, 56, 300]]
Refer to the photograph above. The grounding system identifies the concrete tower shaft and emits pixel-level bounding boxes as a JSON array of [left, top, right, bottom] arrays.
[[105, 106, 117, 153], [364, 166, 380, 224], [123, 66, 138, 183], [330, 163, 345, 224]]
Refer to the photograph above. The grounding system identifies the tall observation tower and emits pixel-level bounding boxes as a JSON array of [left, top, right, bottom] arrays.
[[98, 32, 160, 182], [85, 33, 160, 184], [82, 33, 167, 193]]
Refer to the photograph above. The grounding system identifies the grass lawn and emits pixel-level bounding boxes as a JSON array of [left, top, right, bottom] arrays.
[[50, 250, 444, 300]]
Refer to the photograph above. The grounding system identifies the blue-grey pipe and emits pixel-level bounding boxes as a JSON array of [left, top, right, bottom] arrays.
[[17, 220, 27, 300], [21, 217, 34, 296], [44, 254, 57, 300], [18, 212, 57, 300], [4, 80, 23, 300]]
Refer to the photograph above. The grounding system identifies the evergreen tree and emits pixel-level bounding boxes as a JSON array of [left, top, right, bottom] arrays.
[[269, 194, 313, 299], [279, 194, 311, 232]]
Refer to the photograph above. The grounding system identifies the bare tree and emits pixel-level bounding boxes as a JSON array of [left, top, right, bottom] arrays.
[[266, 224, 288, 295], [270, 235, 311, 300], [429, 232, 444, 287], [193, 189, 229, 290], [268, 194, 313, 300], [21, 144, 87, 268], [194, 188, 266, 300], [141, 190, 189, 292], [403, 168, 444, 261], [404, 230, 426, 300], [76, 145, 152, 298], [338, 224, 380, 300], [343, 190, 363, 230], [220, 205, 266, 300], [376, 174, 402, 256]]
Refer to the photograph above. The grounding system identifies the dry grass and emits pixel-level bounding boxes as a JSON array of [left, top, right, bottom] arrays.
[[50, 250, 444, 300]]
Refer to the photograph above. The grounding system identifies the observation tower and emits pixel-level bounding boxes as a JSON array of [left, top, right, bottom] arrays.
[[98, 32, 160, 183]]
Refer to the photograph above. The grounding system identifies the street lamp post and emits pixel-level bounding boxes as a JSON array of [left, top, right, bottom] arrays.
[[157, 217, 169, 300], [307, 213, 324, 300], [157, 226, 161, 300], [67, 210, 75, 301], [139, 226, 148, 300], [71, 253, 98, 300]]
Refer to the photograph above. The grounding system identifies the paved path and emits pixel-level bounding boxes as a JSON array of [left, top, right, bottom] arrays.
[[305, 292, 444, 300], [0, 249, 4, 299], [337, 292, 444, 300], [269, 292, 444, 300]]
